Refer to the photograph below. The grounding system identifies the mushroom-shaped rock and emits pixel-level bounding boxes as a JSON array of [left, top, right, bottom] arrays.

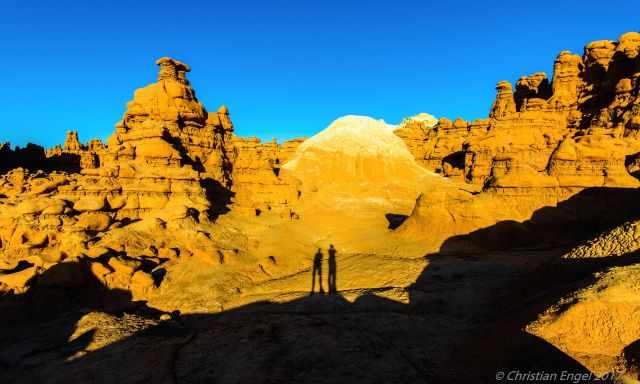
[[549, 51, 582, 107], [584, 40, 616, 68], [217, 105, 234, 131], [489, 81, 517, 119], [156, 57, 180, 81], [63, 131, 82, 151]]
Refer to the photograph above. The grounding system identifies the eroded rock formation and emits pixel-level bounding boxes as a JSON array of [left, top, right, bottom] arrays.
[[0, 57, 305, 297], [43, 58, 305, 219], [396, 31, 640, 192], [230, 136, 304, 216]]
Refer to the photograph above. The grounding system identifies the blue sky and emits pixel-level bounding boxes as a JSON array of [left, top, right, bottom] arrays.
[[0, 0, 638, 148]]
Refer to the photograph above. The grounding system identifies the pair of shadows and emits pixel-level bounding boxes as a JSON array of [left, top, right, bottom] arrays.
[[311, 245, 337, 294]]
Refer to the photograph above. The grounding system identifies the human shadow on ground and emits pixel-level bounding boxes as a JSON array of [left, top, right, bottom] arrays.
[[310, 245, 338, 296], [3, 187, 640, 383], [328, 244, 337, 294], [311, 248, 324, 294]]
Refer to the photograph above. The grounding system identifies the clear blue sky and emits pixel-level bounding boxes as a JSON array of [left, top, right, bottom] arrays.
[[0, 0, 638, 148]]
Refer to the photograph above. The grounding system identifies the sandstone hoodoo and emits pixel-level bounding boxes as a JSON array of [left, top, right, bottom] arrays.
[[3, 30, 640, 384]]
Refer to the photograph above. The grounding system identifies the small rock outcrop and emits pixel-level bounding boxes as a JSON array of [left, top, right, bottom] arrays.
[[46, 131, 105, 172]]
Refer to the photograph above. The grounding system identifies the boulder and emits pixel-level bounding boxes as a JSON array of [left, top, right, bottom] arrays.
[[16, 198, 66, 215], [89, 261, 111, 284], [85, 246, 112, 259], [39, 249, 65, 263], [130, 270, 155, 295], [74, 196, 107, 212], [75, 212, 112, 232], [108, 257, 141, 276], [0, 266, 38, 290]]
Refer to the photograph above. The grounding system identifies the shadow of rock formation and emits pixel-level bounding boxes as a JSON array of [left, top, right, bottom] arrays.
[[0, 261, 165, 383], [201, 177, 235, 220], [439, 187, 640, 253]]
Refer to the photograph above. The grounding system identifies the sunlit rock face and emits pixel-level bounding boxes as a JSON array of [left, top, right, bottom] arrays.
[[0, 57, 309, 298], [395, 31, 640, 193], [282, 115, 452, 214], [284, 115, 424, 184], [34, 57, 307, 219], [392, 31, 640, 256]]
